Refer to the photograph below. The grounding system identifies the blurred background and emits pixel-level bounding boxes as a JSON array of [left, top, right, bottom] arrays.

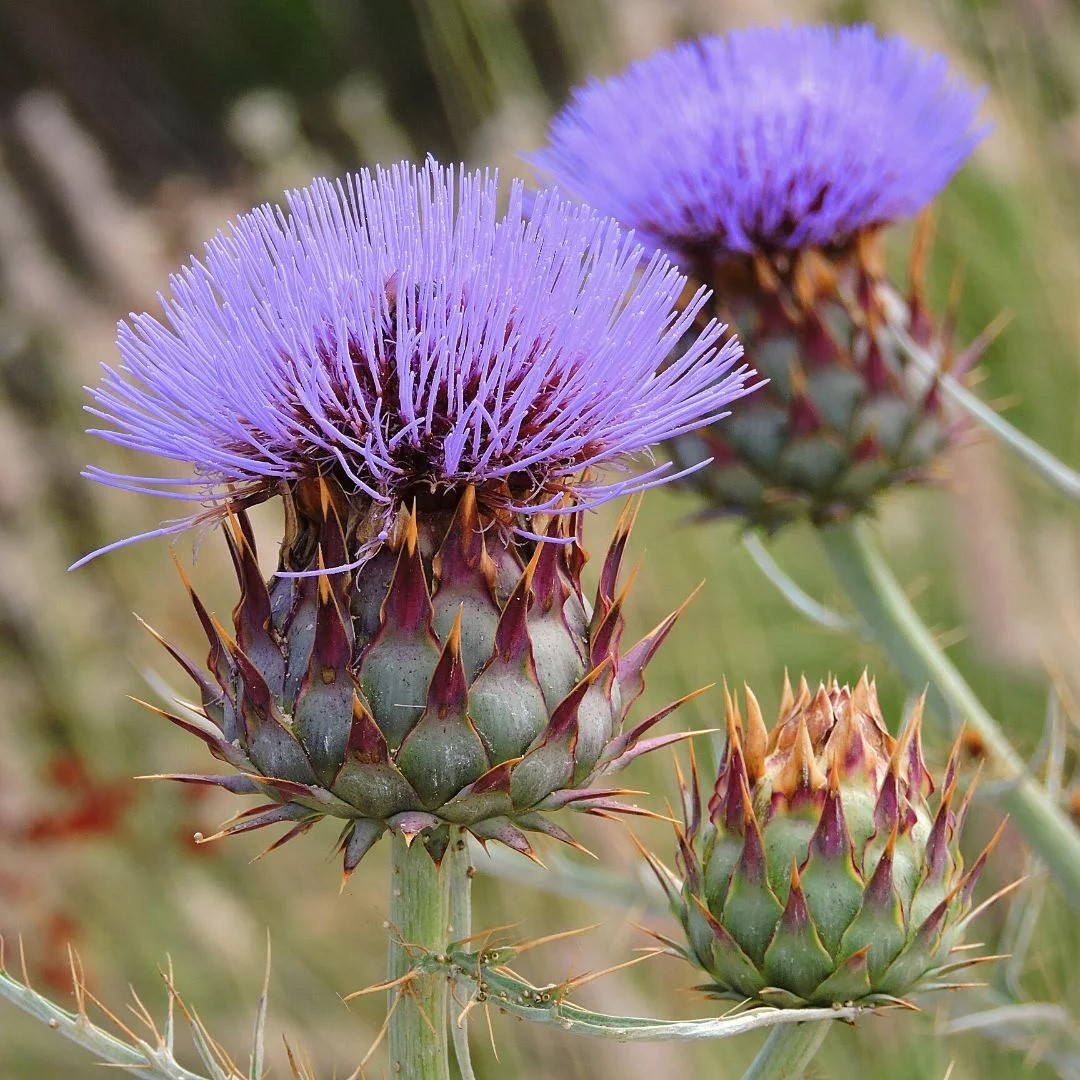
[[0, 0, 1078, 1076]]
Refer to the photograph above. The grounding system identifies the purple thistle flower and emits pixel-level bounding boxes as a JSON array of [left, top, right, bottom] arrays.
[[532, 24, 986, 263], [77, 158, 751, 568]]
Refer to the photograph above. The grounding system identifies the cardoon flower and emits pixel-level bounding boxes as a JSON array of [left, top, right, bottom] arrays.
[[82, 159, 752, 871], [643, 675, 1001, 1007], [535, 25, 987, 530]]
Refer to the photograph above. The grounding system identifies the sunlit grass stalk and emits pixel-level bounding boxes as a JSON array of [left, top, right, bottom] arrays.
[[820, 519, 1080, 910]]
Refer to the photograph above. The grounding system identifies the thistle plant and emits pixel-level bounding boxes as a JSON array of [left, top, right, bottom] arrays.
[[533, 24, 985, 530], [1, 19, 1061, 1080], [66, 158, 761, 1076], [647, 676, 1001, 1008], [79, 159, 751, 870], [536, 23, 1080, 914]]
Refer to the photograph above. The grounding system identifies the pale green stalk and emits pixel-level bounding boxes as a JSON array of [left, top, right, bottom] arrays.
[[425, 946, 865, 1039], [0, 965, 212, 1080], [880, 291, 1080, 505], [446, 834, 476, 1080], [742, 532, 855, 634], [1, 928, 865, 1072], [388, 834, 459, 1080], [742, 1021, 831, 1080], [820, 519, 1080, 910]]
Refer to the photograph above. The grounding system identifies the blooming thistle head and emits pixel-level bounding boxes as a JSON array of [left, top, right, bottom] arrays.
[[82, 159, 754, 872], [640, 674, 1005, 1007], [534, 26, 988, 530], [81, 158, 749, 562], [532, 24, 985, 269]]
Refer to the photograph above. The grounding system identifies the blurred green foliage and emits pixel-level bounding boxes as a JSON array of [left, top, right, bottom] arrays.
[[0, 0, 1078, 1076]]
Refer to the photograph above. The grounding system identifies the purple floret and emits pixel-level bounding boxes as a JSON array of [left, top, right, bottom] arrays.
[[78, 159, 752, 566], [532, 25, 986, 261]]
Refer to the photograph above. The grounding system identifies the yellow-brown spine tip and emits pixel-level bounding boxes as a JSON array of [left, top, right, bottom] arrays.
[[743, 683, 768, 784], [779, 668, 795, 720]]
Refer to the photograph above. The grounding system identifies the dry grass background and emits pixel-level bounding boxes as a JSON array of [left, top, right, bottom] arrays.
[[0, 0, 1079, 1076]]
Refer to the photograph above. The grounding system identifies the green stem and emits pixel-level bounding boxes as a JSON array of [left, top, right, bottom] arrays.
[[743, 532, 855, 634], [0, 966, 209, 1080], [388, 834, 459, 1080], [883, 293, 1080, 505], [820, 519, 1080, 910], [428, 947, 865, 1039], [446, 834, 476, 1080], [742, 1021, 831, 1080]]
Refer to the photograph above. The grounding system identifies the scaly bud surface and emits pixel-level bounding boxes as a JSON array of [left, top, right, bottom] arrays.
[[651, 675, 1000, 1007], [667, 233, 970, 529], [153, 481, 694, 873]]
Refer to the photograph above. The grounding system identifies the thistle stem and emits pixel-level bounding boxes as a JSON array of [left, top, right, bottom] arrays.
[[446, 833, 476, 1080], [426, 947, 864, 1039], [388, 833, 461, 1080], [820, 519, 1080, 910], [885, 297, 1080, 506], [0, 965, 209, 1080], [742, 532, 856, 634], [741, 1020, 831, 1080]]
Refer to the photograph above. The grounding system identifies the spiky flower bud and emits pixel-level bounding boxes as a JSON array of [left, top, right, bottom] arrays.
[[82, 160, 753, 871], [666, 229, 976, 530], [534, 25, 987, 529], [651, 676, 1000, 1007], [152, 481, 697, 872]]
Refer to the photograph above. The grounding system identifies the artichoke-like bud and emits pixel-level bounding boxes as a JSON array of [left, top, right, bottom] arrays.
[[534, 25, 987, 531], [650, 675, 1000, 1007], [668, 233, 965, 531], [152, 479, 695, 874]]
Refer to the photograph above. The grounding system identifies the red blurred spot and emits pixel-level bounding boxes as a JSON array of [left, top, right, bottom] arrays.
[[22, 754, 136, 844], [49, 754, 90, 791]]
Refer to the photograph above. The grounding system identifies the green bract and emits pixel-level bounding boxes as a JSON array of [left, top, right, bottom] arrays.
[[648, 675, 1000, 1007]]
